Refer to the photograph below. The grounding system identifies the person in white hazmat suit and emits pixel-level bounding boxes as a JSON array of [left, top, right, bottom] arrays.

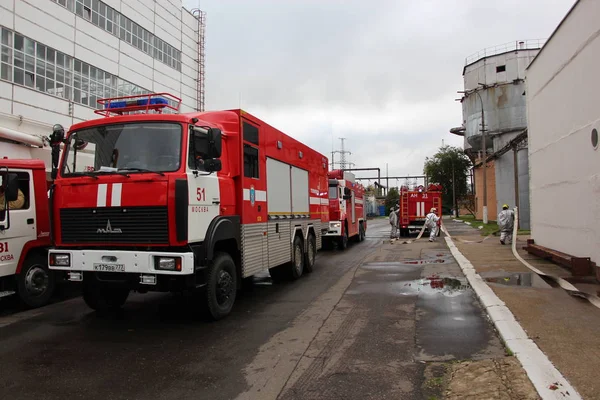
[[497, 204, 515, 245], [424, 207, 440, 242], [389, 205, 399, 239]]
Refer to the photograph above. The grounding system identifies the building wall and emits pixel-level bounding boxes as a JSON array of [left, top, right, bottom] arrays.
[[0, 0, 199, 141], [526, 0, 600, 263], [473, 159, 497, 221]]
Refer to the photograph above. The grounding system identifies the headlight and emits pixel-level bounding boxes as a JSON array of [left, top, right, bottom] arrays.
[[154, 256, 182, 271], [330, 222, 341, 228], [50, 253, 70, 267]]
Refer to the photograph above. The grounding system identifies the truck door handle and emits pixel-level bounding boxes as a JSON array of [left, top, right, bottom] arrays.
[[212, 201, 220, 205], [27, 218, 34, 225]]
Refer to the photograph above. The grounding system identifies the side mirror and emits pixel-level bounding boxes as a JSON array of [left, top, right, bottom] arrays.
[[204, 159, 222, 173], [343, 187, 352, 200], [208, 128, 222, 158], [4, 173, 19, 202]]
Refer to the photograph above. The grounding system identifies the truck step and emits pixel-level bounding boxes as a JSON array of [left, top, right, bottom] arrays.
[[0, 290, 16, 299]]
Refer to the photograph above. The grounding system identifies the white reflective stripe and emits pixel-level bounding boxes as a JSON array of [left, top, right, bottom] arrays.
[[256, 190, 267, 202], [243, 188, 267, 202], [421, 202, 425, 217], [111, 183, 122, 207], [97, 184, 107, 207], [321, 198, 329, 205], [310, 197, 322, 205], [355, 199, 363, 205]]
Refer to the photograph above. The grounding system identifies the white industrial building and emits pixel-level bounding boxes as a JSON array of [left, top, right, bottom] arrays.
[[526, 0, 600, 272], [0, 0, 204, 176], [451, 40, 544, 229]]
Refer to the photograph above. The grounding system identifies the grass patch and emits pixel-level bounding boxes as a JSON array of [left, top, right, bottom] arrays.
[[456, 216, 499, 236]]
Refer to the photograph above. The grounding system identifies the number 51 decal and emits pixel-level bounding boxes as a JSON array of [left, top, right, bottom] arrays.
[[196, 188, 206, 201]]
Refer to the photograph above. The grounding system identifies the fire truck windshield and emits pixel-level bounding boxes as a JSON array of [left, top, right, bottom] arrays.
[[61, 122, 182, 176]]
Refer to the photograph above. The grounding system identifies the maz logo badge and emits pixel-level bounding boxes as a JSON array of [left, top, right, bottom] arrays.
[[97, 219, 123, 234]]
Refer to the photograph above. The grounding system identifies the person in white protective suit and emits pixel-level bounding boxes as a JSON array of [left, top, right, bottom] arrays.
[[425, 207, 440, 242], [497, 204, 515, 245], [389, 205, 399, 239]]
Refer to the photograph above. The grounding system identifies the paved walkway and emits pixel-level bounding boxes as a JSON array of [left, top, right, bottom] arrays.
[[445, 217, 600, 400]]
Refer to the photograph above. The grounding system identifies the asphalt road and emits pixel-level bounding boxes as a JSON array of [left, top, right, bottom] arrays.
[[0, 219, 504, 400]]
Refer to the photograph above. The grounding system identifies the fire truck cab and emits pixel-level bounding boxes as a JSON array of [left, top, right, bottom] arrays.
[[398, 183, 442, 238], [323, 170, 366, 249], [47, 94, 330, 320]]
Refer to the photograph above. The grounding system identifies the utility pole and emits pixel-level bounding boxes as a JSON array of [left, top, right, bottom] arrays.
[[452, 160, 457, 217], [331, 138, 354, 170]]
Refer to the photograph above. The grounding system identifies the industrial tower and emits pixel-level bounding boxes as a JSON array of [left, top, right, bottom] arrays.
[[331, 137, 354, 170], [191, 9, 207, 112]]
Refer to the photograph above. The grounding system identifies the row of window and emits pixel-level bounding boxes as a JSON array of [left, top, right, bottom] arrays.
[[0, 27, 177, 111], [50, 0, 182, 71]]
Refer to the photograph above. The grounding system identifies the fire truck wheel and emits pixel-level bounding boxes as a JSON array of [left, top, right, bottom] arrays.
[[205, 252, 237, 320], [304, 233, 316, 274], [339, 228, 348, 250], [82, 282, 129, 312], [17, 254, 56, 309], [359, 224, 365, 242], [290, 235, 305, 280]]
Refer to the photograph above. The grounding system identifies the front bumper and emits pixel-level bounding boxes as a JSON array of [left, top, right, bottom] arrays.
[[48, 249, 195, 277], [323, 222, 342, 237]]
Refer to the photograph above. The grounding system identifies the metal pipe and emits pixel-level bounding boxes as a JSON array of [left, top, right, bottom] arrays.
[[513, 145, 520, 230], [355, 175, 427, 180], [474, 88, 488, 224], [0, 125, 44, 147]]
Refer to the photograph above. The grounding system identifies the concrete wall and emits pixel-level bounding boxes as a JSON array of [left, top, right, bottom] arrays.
[[526, 0, 600, 262], [0, 0, 199, 140]]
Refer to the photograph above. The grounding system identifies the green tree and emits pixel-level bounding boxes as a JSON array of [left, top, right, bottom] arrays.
[[423, 145, 472, 212], [385, 187, 399, 215]]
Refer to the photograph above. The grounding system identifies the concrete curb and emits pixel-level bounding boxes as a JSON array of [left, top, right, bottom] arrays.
[[444, 236, 582, 400]]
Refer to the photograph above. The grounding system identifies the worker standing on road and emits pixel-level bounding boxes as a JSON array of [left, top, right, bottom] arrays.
[[425, 207, 440, 242], [389, 205, 399, 239], [497, 204, 515, 245]]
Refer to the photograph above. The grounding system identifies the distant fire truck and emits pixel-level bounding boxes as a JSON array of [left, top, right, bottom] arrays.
[[323, 170, 366, 249], [47, 93, 330, 320], [398, 183, 442, 237]]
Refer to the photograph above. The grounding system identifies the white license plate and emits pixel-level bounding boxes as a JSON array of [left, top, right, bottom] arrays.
[[93, 263, 125, 272]]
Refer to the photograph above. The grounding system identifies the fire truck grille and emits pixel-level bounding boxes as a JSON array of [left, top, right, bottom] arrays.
[[60, 206, 169, 244]]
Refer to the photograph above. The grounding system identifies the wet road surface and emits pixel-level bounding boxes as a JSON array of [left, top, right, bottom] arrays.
[[0, 219, 506, 400]]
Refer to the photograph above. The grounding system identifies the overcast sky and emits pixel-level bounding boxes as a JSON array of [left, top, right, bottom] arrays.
[[182, 0, 574, 183]]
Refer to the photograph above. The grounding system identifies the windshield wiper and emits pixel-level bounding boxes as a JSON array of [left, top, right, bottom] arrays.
[[117, 168, 165, 176]]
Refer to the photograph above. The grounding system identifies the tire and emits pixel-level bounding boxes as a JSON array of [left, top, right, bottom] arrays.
[[339, 227, 348, 250], [359, 223, 365, 242], [304, 233, 316, 273], [205, 252, 238, 320], [17, 253, 55, 309], [290, 235, 305, 280], [82, 282, 129, 312]]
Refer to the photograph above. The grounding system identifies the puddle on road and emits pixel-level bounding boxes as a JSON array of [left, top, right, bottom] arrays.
[[481, 272, 552, 289], [398, 276, 471, 297], [347, 273, 471, 298]]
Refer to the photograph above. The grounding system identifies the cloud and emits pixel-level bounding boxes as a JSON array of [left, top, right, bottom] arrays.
[[183, 0, 575, 179]]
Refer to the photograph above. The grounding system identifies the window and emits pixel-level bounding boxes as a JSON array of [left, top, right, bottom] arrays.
[[244, 144, 259, 178], [0, 171, 31, 219], [59, 0, 182, 71], [328, 186, 338, 199], [0, 26, 178, 111], [496, 65, 506, 73], [243, 122, 259, 145]]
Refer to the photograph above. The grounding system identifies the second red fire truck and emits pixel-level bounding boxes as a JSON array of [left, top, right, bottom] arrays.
[[47, 93, 330, 320], [398, 183, 442, 237], [323, 170, 366, 249]]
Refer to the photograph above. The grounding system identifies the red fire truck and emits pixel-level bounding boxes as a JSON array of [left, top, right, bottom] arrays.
[[398, 183, 442, 238], [47, 93, 330, 320], [0, 126, 71, 308], [323, 170, 366, 249]]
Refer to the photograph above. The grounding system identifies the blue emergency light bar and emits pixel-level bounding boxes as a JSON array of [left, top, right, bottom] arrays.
[[106, 97, 169, 109]]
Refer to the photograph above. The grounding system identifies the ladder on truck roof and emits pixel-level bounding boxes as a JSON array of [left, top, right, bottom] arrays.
[[94, 93, 182, 117]]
